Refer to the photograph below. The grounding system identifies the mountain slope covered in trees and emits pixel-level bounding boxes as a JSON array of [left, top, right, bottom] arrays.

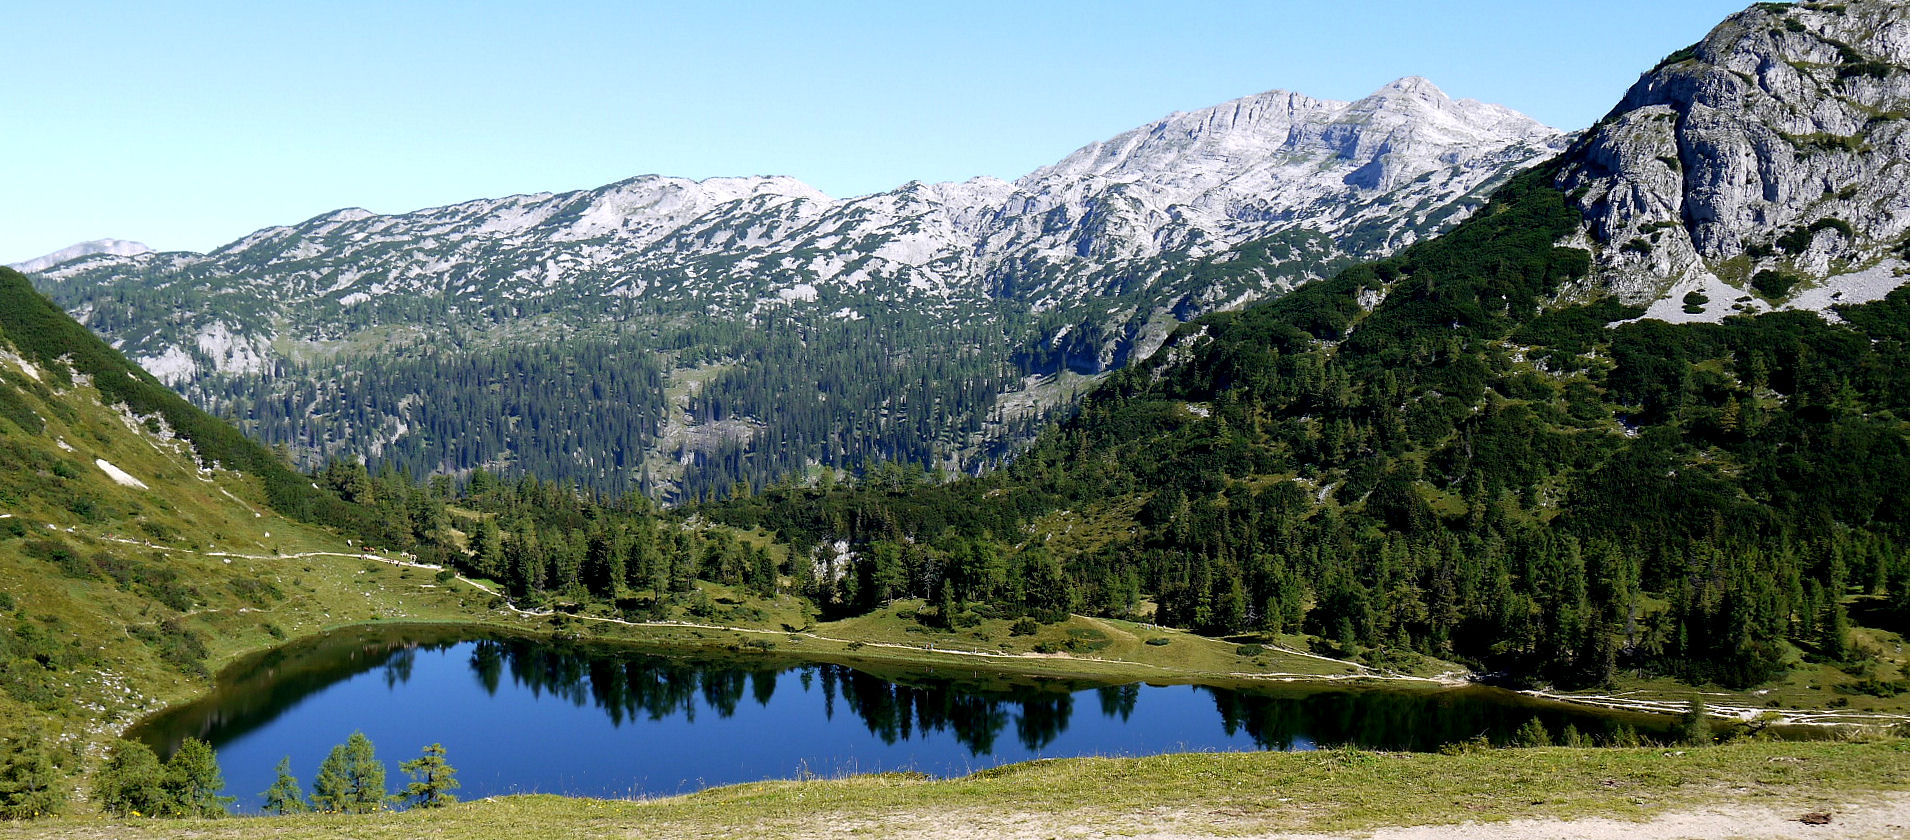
[[710, 0, 1910, 696]]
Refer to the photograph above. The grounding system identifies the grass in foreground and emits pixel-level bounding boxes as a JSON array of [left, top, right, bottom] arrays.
[[8, 740, 1908, 839]]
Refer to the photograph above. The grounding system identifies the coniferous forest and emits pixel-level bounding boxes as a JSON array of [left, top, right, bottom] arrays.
[[707, 163, 1910, 691]]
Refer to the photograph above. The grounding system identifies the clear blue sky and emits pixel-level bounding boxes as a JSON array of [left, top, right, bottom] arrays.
[[3, 0, 1755, 262]]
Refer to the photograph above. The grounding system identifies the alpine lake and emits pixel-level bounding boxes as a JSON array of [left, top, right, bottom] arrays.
[[132, 624, 1681, 811]]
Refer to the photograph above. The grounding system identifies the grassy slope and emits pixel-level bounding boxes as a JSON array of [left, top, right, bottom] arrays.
[[9, 740, 1907, 838]]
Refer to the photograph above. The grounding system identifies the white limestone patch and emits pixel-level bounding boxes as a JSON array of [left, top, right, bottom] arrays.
[[0, 350, 41, 381], [1785, 260, 1910, 315], [193, 323, 269, 376], [1635, 273, 1765, 325], [95, 458, 148, 490], [136, 346, 196, 385]]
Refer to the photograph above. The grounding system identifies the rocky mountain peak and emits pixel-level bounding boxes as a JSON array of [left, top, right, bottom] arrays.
[[1556, 0, 1910, 322]]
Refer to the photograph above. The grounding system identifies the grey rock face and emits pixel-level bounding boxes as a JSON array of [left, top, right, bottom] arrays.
[[1556, 0, 1910, 322]]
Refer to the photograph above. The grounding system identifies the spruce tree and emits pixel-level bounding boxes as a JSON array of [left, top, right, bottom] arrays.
[[92, 740, 166, 817], [261, 756, 308, 815], [0, 728, 65, 820], [1820, 600, 1851, 662], [310, 732, 385, 814], [398, 743, 460, 809], [162, 738, 233, 817]]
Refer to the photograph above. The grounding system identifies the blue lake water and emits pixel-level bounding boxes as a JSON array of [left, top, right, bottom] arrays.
[[132, 625, 1659, 812]]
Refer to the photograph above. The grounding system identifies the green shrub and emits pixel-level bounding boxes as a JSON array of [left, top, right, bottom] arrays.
[[1752, 269, 1800, 298], [1510, 717, 1553, 747], [131, 619, 209, 678]]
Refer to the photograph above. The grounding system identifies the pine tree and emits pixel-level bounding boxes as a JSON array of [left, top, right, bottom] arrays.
[[310, 732, 385, 814], [398, 743, 460, 809], [0, 728, 65, 820], [261, 756, 308, 815], [92, 740, 166, 817], [162, 737, 233, 817]]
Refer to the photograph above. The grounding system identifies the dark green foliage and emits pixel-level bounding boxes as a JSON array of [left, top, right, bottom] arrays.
[[1652, 43, 1701, 71], [1559, 723, 1586, 747], [1752, 269, 1800, 299], [1819, 600, 1851, 662], [398, 743, 459, 809], [261, 756, 308, 815], [0, 728, 64, 820], [1509, 717, 1552, 747], [93, 740, 167, 817], [1809, 217, 1856, 239], [311, 731, 385, 814], [161, 737, 232, 817]]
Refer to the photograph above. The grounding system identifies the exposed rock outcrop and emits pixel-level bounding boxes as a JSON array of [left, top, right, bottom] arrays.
[[1556, 0, 1910, 322]]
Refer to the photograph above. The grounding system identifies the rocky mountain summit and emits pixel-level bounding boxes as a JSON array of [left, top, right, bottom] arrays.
[[33, 78, 1562, 384], [1556, 0, 1910, 322]]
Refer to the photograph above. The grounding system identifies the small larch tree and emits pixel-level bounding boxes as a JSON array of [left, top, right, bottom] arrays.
[[92, 740, 166, 817], [311, 731, 385, 814], [261, 756, 308, 815], [398, 743, 460, 809]]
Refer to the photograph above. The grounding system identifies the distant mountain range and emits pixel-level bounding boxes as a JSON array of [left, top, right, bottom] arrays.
[[21, 77, 1566, 497]]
